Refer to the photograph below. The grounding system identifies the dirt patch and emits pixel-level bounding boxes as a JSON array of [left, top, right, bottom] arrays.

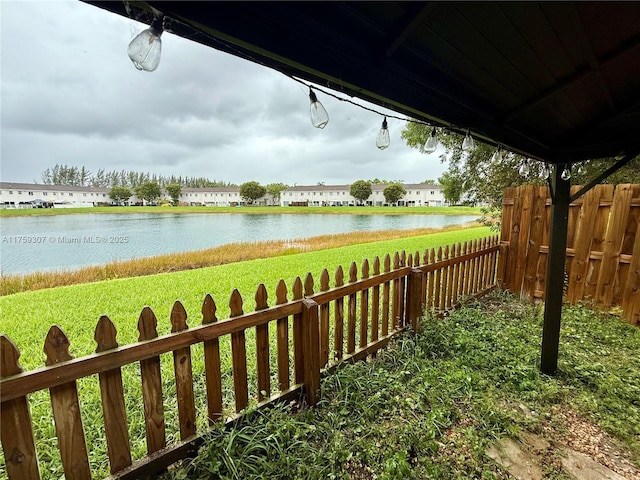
[[488, 406, 640, 479]]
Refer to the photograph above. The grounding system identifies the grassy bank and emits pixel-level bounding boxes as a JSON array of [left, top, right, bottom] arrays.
[[0, 205, 482, 217], [162, 292, 640, 480]]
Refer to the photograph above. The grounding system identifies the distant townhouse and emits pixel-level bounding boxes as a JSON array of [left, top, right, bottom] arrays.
[[280, 183, 445, 207], [177, 187, 276, 206], [0, 182, 112, 208]]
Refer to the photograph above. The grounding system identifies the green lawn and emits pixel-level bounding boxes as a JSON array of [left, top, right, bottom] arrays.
[[0, 205, 482, 217]]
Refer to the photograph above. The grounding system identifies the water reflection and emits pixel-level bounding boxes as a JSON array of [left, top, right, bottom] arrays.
[[0, 213, 478, 274]]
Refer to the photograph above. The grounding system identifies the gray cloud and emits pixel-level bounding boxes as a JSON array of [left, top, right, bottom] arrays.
[[1, 1, 447, 185]]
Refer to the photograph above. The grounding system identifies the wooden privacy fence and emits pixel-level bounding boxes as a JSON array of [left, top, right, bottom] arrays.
[[499, 184, 640, 324], [1, 236, 499, 480]]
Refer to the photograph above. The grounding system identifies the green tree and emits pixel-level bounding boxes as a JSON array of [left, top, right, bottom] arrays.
[[383, 183, 407, 205], [438, 170, 464, 205], [165, 183, 182, 206], [266, 182, 289, 205], [350, 180, 372, 204], [240, 181, 267, 205], [109, 186, 133, 206], [135, 182, 162, 205]]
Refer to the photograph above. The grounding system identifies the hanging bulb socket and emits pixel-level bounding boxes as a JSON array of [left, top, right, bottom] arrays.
[[128, 15, 164, 71], [541, 163, 550, 180], [423, 127, 438, 154], [309, 89, 329, 129], [462, 130, 475, 152], [491, 146, 503, 163], [376, 117, 390, 150]]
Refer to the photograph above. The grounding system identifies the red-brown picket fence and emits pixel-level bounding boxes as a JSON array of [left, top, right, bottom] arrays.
[[1, 235, 499, 479]]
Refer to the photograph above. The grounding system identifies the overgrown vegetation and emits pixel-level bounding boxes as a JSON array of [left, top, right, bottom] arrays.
[[162, 292, 640, 480]]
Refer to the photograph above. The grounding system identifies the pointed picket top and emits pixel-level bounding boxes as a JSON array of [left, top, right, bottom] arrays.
[[335, 265, 345, 287], [292, 277, 303, 300], [437, 246, 443, 261], [400, 250, 406, 266], [361, 259, 370, 279], [255, 284, 268, 310], [384, 254, 391, 272], [138, 306, 159, 341], [320, 269, 330, 291], [373, 256, 380, 275], [44, 325, 73, 366], [393, 252, 400, 269], [473, 238, 479, 252], [304, 272, 314, 297], [229, 289, 244, 317], [462, 241, 468, 255], [444, 245, 450, 260], [430, 248, 436, 263], [94, 315, 118, 353], [276, 280, 288, 305], [407, 254, 413, 268], [455, 242, 461, 257], [349, 262, 357, 283], [1, 335, 23, 377], [423, 249, 429, 265], [202, 294, 218, 324], [171, 301, 189, 333]]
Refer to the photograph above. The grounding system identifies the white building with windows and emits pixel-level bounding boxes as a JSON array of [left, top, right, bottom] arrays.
[[0, 182, 112, 208], [280, 183, 445, 207]]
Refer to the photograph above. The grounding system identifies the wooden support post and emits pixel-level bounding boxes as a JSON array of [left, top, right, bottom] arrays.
[[540, 163, 571, 375], [301, 299, 321, 406], [406, 268, 424, 334]]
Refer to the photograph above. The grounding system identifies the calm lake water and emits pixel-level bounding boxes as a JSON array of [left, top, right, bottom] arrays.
[[0, 213, 478, 274]]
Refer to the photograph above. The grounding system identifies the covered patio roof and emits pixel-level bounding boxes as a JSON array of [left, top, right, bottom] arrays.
[[84, 1, 640, 375], [86, 1, 640, 164]]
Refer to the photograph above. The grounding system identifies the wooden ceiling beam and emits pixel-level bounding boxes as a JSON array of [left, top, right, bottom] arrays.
[[385, 3, 434, 58]]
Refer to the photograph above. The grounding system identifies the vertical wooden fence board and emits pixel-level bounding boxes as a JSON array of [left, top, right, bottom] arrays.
[[319, 269, 331, 368], [301, 299, 321, 406], [347, 262, 357, 353], [616, 186, 640, 305], [622, 221, 640, 324], [1, 335, 40, 480], [595, 184, 633, 307], [44, 326, 92, 480], [94, 316, 132, 473], [434, 247, 443, 310], [382, 255, 391, 336], [359, 260, 370, 348], [567, 186, 602, 303], [514, 186, 535, 296], [522, 186, 547, 301], [584, 185, 615, 299], [371, 257, 381, 343], [445, 245, 454, 309], [255, 285, 270, 401], [292, 278, 305, 384], [426, 249, 435, 311], [275, 281, 290, 391], [229, 290, 248, 413], [202, 294, 223, 424], [333, 267, 345, 362], [170, 301, 197, 440], [505, 187, 526, 293], [137, 307, 166, 454]]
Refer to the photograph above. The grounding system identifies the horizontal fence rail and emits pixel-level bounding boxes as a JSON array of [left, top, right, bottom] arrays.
[[500, 184, 640, 324], [1, 235, 499, 480]]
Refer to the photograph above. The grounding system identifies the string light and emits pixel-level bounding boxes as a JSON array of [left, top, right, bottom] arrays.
[[128, 16, 164, 71], [376, 117, 390, 150], [542, 163, 550, 179], [491, 146, 503, 163], [462, 130, 475, 152], [561, 166, 572, 180], [309, 89, 329, 128], [423, 127, 438, 154]]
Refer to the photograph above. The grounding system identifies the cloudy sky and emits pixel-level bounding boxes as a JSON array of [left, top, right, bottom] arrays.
[[1, 1, 447, 186]]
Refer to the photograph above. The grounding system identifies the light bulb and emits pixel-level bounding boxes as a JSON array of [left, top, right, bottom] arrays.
[[491, 147, 503, 163], [462, 130, 475, 152], [424, 127, 438, 154], [128, 19, 163, 72], [519, 164, 530, 176], [542, 163, 550, 179], [376, 117, 390, 150], [561, 166, 571, 180], [309, 89, 329, 129]]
